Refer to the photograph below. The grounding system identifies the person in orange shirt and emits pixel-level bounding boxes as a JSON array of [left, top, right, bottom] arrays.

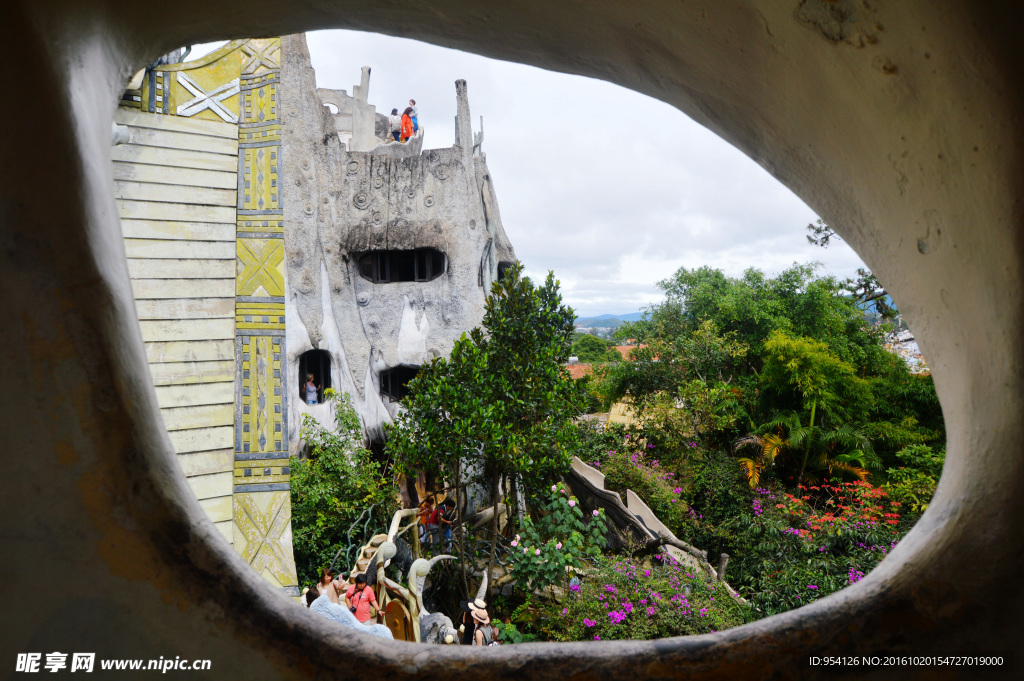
[[400, 107, 414, 142], [344, 573, 379, 623]]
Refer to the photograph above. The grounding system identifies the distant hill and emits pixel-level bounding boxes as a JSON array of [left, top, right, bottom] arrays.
[[574, 312, 645, 328]]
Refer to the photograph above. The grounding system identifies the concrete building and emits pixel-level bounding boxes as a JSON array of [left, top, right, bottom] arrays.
[[280, 34, 515, 452], [108, 34, 514, 597]]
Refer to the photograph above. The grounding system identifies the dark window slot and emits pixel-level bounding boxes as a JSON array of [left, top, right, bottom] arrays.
[[357, 248, 446, 284], [380, 365, 420, 401]]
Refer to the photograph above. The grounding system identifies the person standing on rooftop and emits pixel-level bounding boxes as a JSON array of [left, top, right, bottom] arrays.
[[408, 99, 418, 133], [389, 108, 402, 142], [400, 107, 414, 142]]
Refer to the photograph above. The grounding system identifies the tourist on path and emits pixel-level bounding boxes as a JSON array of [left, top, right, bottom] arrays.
[[469, 599, 494, 645], [458, 600, 475, 646], [438, 498, 456, 547], [408, 99, 418, 133], [318, 567, 342, 605], [345, 573, 379, 624], [401, 107, 414, 142], [389, 108, 402, 142]]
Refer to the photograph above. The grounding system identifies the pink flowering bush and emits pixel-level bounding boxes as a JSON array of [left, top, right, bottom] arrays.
[[539, 552, 752, 641], [598, 446, 691, 533], [509, 487, 608, 592]]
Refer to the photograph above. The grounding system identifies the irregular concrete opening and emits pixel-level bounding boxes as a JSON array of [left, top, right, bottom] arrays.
[[497, 260, 515, 281], [357, 249, 447, 284], [380, 365, 420, 402], [297, 349, 331, 404]]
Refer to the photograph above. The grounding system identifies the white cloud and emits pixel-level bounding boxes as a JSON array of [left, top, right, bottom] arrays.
[[297, 30, 868, 317]]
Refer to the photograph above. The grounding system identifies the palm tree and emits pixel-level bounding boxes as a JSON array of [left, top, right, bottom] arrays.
[[735, 411, 878, 489]]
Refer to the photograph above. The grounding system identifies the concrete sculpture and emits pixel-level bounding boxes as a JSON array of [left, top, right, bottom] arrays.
[[280, 34, 515, 449]]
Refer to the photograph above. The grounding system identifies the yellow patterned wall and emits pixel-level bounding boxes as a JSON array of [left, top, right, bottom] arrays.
[[230, 37, 299, 594], [119, 38, 298, 596]]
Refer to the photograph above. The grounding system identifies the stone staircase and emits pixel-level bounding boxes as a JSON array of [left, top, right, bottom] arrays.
[[347, 533, 389, 584]]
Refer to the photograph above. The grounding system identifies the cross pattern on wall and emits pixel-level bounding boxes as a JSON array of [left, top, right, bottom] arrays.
[[176, 73, 240, 123]]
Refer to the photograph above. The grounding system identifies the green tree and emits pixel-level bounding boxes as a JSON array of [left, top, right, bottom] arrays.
[[758, 330, 873, 486], [571, 333, 621, 363], [290, 389, 397, 585], [386, 264, 586, 587]]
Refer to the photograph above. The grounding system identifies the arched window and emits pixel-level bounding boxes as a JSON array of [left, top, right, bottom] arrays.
[[357, 248, 446, 283], [298, 349, 331, 405], [380, 365, 420, 401]]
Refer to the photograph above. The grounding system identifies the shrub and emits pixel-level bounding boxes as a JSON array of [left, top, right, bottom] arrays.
[[509, 487, 607, 592], [731, 481, 903, 616], [883, 444, 943, 517], [290, 389, 397, 585], [598, 441, 690, 534], [538, 553, 754, 641]]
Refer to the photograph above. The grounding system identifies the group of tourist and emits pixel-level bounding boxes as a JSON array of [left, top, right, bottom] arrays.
[[416, 495, 455, 547], [306, 568, 379, 624], [303, 565, 497, 645], [389, 99, 419, 142], [459, 597, 497, 646]]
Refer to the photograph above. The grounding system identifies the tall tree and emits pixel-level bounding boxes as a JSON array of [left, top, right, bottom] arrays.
[[386, 264, 586, 590], [806, 220, 896, 320]]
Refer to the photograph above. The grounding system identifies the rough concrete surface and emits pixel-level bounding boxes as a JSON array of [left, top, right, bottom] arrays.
[[282, 34, 514, 445], [1, 1, 1023, 679]]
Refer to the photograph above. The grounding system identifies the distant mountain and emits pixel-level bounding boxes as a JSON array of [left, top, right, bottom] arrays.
[[574, 312, 645, 328]]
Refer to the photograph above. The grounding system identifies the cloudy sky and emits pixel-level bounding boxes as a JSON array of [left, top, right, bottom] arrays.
[[198, 31, 868, 317]]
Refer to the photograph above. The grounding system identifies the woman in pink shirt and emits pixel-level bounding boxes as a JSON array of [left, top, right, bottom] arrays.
[[345, 573, 378, 623]]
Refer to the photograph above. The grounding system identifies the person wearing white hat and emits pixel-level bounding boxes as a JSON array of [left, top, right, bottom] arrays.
[[468, 599, 495, 646]]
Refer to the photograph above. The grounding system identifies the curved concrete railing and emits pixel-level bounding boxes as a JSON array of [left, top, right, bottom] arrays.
[[566, 457, 745, 603]]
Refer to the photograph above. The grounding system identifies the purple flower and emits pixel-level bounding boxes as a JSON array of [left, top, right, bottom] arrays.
[[593, 510, 600, 517], [570, 583, 581, 593], [535, 548, 541, 556], [561, 608, 568, 615], [555, 542, 563, 550], [551, 485, 557, 492], [807, 584, 818, 590], [594, 635, 601, 641], [699, 608, 708, 617], [673, 487, 682, 494], [568, 500, 576, 507], [510, 540, 518, 547], [646, 606, 656, 616], [523, 547, 528, 554], [643, 569, 650, 577], [648, 444, 655, 449], [583, 618, 596, 628]]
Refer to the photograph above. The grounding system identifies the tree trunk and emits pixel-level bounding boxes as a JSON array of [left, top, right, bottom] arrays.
[[455, 455, 470, 598], [484, 469, 502, 601], [796, 399, 817, 488]]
